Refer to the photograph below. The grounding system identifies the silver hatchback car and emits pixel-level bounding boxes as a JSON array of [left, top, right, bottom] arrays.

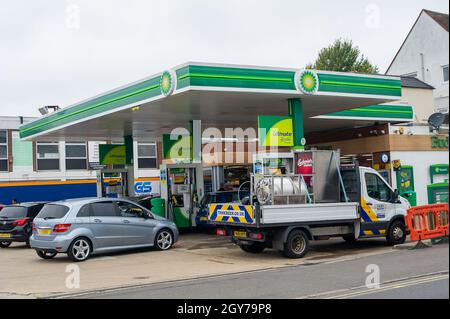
[[30, 198, 179, 262]]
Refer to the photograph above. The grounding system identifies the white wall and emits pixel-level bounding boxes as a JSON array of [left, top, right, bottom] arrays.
[[390, 150, 449, 205], [387, 11, 449, 113]]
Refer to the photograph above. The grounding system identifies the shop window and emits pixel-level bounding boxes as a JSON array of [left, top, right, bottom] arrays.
[[443, 65, 449, 83], [365, 173, 394, 203], [66, 142, 87, 170], [137, 143, 157, 169], [36, 142, 60, 171], [0, 130, 7, 172]]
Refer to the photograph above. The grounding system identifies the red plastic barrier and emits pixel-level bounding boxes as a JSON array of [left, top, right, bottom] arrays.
[[405, 203, 449, 241]]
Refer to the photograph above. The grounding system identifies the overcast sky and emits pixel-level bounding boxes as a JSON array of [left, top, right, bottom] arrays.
[[0, 0, 448, 117]]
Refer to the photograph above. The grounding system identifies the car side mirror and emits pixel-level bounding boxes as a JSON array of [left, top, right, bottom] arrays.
[[393, 189, 401, 203]]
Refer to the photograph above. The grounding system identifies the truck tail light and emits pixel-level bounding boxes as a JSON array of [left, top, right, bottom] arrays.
[[12, 218, 30, 227], [216, 229, 227, 236], [53, 224, 71, 233], [249, 232, 264, 240]]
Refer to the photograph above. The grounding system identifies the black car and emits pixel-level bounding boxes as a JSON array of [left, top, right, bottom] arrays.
[[0, 202, 47, 248]]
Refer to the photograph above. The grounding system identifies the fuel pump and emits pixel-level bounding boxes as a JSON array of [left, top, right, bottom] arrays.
[[160, 163, 204, 229], [97, 168, 135, 198]]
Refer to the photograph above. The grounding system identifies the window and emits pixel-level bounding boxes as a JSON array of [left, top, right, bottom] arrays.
[[365, 173, 394, 203], [77, 205, 91, 217], [37, 142, 60, 171], [443, 65, 449, 83], [137, 143, 157, 169], [90, 202, 120, 217], [36, 205, 70, 220], [66, 142, 87, 170], [117, 201, 147, 218], [0, 206, 27, 219], [0, 130, 7, 172]]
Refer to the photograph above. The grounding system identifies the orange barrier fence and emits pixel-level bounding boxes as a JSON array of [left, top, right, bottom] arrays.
[[405, 203, 449, 241]]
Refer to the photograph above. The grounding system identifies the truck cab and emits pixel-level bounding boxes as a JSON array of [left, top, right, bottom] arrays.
[[341, 166, 410, 244]]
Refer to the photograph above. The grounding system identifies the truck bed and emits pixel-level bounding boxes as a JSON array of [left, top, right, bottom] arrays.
[[208, 202, 360, 228], [260, 202, 359, 225]]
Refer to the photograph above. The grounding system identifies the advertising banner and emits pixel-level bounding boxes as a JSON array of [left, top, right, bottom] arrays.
[[258, 116, 294, 147], [296, 151, 313, 187], [99, 144, 126, 165]]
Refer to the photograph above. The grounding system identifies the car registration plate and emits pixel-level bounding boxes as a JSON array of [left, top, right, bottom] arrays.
[[38, 229, 51, 236], [0, 233, 11, 238], [234, 231, 247, 238]]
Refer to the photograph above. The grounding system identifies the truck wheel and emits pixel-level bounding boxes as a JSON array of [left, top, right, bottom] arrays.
[[240, 242, 265, 254], [0, 241, 11, 248], [284, 230, 309, 258], [387, 220, 407, 246]]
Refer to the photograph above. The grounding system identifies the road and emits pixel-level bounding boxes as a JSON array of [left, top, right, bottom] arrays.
[[65, 243, 449, 299]]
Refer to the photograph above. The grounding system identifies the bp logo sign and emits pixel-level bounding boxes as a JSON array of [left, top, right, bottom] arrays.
[[296, 69, 319, 94], [160, 70, 176, 96]]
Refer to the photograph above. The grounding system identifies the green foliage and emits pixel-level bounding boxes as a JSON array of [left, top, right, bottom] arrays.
[[308, 39, 379, 74]]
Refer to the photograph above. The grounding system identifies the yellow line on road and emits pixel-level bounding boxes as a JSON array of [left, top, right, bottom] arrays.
[[329, 274, 449, 299]]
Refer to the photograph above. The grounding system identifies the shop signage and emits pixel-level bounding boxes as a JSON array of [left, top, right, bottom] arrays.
[[99, 144, 126, 165], [295, 69, 319, 95], [160, 70, 176, 96], [430, 164, 449, 176], [296, 151, 313, 187], [258, 116, 294, 147], [134, 181, 160, 195], [431, 135, 449, 149], [162, 134, 192, 163]]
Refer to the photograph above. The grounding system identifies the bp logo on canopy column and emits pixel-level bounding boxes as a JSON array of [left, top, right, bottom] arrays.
[[160, 70, 176, 96], [296, 69, 319, 94]]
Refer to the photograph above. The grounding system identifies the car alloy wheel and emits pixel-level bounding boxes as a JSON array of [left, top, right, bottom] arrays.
[[156, 231, 173, 250], [72, 239, 91, 261]]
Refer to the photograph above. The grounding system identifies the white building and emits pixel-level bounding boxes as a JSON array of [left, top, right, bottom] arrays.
[[386, 9, 449, 115]]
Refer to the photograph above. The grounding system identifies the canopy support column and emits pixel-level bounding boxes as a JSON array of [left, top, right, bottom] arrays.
[[288, 98, 305, 151]]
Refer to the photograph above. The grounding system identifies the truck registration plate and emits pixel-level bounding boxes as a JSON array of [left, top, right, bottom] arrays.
[[234, 231, 247, 238]]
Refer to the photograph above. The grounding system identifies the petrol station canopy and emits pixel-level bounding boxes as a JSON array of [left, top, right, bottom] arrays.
[[20, 62, 413, 142]]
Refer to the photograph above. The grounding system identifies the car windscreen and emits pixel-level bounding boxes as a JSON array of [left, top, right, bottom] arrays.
[[0, 206, 27, 219], [36, 204, 70, 220]]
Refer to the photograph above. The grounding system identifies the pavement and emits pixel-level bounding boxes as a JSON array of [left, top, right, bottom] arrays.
[[0, 233, 447, 299]]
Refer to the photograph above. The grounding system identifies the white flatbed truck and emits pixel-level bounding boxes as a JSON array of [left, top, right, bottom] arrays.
[[208, 151, 410, 258]]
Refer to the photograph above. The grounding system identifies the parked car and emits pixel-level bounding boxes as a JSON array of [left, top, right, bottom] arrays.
[[0, 202, 47, 248], [30, 198, 179, 262], [0, 204, 4, 211]]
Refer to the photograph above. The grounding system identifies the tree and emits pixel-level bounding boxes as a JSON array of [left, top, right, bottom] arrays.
[[307, 39, 379, 74]]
